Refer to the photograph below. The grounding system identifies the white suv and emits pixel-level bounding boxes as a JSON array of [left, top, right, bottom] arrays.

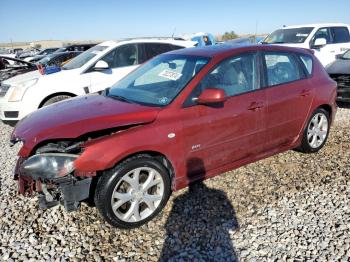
[[263, 23, 350, 66], [0, 38, 196, 124]]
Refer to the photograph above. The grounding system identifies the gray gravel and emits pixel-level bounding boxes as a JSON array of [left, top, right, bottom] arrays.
[[0, 108, 350, 261]]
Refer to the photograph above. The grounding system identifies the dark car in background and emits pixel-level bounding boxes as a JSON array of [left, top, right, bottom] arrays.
[[54, 43, 97, 53], [37, 51, 82, 68], [25, 48, 59, 63], [327, 49, 350, 104], [0, 51, 82, 82]]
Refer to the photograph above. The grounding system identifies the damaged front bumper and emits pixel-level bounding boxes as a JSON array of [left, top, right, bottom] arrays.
[[15, 155, 94, 212]]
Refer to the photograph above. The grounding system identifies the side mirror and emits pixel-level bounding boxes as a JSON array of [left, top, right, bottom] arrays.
[[94, 60, 109, 70], [335, 54, 343, 60], [312, 38, 327, 48], [197, 88, 227, 104]]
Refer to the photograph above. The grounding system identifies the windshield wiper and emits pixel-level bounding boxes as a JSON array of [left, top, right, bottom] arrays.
[[108, 94, 135, 104]]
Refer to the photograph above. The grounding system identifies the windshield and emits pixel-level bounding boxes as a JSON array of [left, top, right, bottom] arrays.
[[263, 27, 314, 44], [62, 45, 107, 70], [343, 50, 350, 59], [107, 54, 210, 107]]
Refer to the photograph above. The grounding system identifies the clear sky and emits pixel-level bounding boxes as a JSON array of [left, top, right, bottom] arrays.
[[1, 0, 350, 43]]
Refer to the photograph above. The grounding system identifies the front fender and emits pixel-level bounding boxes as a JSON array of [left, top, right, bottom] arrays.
[[74, 121, 184, 177]]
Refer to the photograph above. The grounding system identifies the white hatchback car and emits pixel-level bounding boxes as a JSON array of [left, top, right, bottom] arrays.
[[263, 23, 350, 66], [0, 38, 196, 124]]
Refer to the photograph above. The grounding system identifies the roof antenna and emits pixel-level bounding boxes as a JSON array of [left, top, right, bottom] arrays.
[[171, 27, 176, 39]]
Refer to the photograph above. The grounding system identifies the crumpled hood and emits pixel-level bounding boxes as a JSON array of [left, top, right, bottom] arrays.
[[12, 94, 161, 156], [326, 59, 350, 74]]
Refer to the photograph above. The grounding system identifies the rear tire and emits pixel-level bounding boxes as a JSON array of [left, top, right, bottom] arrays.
[[297, 108, 330, 153], [42, 95, 72, 107], [94, 155, 171, 229]]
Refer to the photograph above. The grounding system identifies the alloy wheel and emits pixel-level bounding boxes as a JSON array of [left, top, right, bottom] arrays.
[[307, 112, 329, 149], [110, 167, 164, 223]]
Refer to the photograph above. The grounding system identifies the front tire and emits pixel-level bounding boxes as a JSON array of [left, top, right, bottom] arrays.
[[298, 108, 330, 153], [94, 155, 171, 229], [42, 95, 72, 107]]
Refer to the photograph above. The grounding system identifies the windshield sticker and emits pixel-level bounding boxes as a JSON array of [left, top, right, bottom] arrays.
[[159, 97, 169, 104], [296, 33, 308, 37], [158, 69, 182, 81], [91, 50, 102, 55]]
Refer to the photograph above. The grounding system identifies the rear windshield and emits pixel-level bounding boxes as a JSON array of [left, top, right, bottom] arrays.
[[263, 27, 314, 44], [62, 46, 107, 70]]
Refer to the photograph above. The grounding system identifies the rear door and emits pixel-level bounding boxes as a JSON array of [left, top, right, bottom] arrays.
[[89, 44, 141, 93], [180, 52, 267, 177], [263, 51, 314, 150]]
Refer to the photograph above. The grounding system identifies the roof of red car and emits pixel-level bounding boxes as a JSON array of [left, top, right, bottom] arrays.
[[168, 44, 314, 58]]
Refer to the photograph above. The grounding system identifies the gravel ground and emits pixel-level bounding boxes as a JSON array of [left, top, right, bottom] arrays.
[[0, 108, 350, 261]]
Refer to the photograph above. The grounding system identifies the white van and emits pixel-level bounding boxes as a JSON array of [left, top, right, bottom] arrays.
[[0, 38, 196, 123], [263, 23, 350, 66]]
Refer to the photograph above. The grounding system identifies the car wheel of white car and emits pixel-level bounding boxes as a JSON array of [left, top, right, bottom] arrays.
[[42, 95, 73, 107], [94, 154, 171, 229], [298, 108, 330, 153]]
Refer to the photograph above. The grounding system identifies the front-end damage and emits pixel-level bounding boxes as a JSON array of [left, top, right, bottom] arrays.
[[14, 140, 96, 211], [10, 94, 161, 212], [13, 123, 149, 211]]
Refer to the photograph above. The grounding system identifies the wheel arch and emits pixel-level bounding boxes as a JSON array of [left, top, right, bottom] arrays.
[[108, 150, 176, 189], [39, 92, 77, 108], [318, 104, 332, 121]]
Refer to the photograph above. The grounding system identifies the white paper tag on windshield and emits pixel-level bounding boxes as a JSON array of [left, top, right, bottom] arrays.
[[91, 50, 102, 55], [158, 69, 182, 81]]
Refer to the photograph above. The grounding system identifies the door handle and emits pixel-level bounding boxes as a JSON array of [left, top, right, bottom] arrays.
[[300, 89, 311, 97], [248, 101, 264, 111]]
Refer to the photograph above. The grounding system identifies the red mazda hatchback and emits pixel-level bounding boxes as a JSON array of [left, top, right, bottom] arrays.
[[11, 44, 337, 228]]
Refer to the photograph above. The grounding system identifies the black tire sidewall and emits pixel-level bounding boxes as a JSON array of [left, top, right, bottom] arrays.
[[95, 157, 171, 229], [42, 95, 71, 107]]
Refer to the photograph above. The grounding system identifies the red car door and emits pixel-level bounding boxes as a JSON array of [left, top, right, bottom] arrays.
[[263, 52, 314, 150], [179, 52, 267, 178]]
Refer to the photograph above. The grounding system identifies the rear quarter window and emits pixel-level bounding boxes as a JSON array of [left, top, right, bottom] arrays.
[[299, 55, 313, 76]]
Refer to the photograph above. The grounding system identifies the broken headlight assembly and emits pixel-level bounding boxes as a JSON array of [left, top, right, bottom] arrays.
[[20, 153, 78, 180]]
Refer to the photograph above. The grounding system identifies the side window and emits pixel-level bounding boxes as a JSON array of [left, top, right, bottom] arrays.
[[100, 49, 116, 68], [331, 27, 350, 43], [184, 52, 259, 106], [312, 28, 332, 45], [264, 53, 301, 86], [170, 45, 185, 51], [114, 44, 138, 67], [299, 55, 313, 76], [101, 44, 138, 68], [144, 43, 173, 60]]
